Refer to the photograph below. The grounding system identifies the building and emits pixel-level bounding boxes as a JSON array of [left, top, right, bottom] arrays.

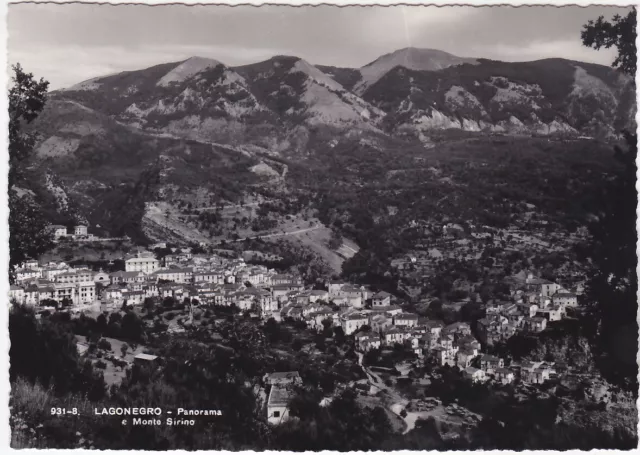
[[264, 371, 302, 386], [456, 348, 478, 369], [76, 282, 96, 304], [524, 317, 547, 333], [55, 269, 94, 285], [267, 385, 293, 425], [15, 268, 41, 283], [125, 256, 160, 274], [92, 271, 110, 285], [154, 268, 194, 284], [479, 354, 504, 375], [372, 291, 392, 307], [9, 285, 25, 305], [355, 332, 381, 352], [552, 292, 578, 308], [432, 346, 456, 367], [74, 225, 88, 236], [341, 313, 369, 335], [194, 271, 225, 285], [134, 353, 158, 368], [394, 312, 419, 328], [519, 361, 555, 384], [495, 368, 515, 384], [50, 225, 68, 239], [464, 367, 486, 383]]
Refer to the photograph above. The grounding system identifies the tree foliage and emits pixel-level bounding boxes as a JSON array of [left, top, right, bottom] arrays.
[[582, 9, 637, 76], [8, 64, 54, 280], [581, 10, 638, 392]]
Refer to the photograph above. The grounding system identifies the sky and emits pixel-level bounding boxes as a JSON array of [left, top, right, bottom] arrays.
[[8, 3, 632, 90]]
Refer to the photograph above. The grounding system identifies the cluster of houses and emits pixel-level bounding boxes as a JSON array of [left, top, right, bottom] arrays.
[[49, 224, 95, 241], [11, 259, 99, 307], [9, 250, 301, 312], [476, 273, 578, 346]]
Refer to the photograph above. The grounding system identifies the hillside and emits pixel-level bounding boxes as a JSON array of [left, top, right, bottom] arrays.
[[24, 48, 635, 244], [363, 58, 634, 140]]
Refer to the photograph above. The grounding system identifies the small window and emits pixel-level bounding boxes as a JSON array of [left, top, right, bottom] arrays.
[[273, 411, 280, 418]]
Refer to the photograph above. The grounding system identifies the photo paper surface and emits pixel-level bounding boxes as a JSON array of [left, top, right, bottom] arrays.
[[5, 1, 639, 450]]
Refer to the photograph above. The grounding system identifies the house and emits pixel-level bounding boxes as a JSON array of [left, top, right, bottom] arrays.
[[394, 312, 419, 328], [456, 348, 477, 369], [495, 367, 515, 384], [525, 274, 561, 298], [194, 271, 225, 285], [423, 320, 444, 339], [369, 313, 393, 333], [537, 305, 564, 322], [55, 269, 94, 285], [134, 353, 158, 368], [520, 361, 555, 384], [15, 268, 41, 283], [76, 342, 90, 357], [267, 386, 293, 425], [479, 354, 504, 375], [76, 282, 96, 304], [9, 285, 25, 305], [384, 327, 405, 345], [524, 316, 547, 333], [122, 290, 145, 306], [111, 271, 146, 284], [432, 346, 456, 367], [154, 268, 193, 284], [372, 291, 392, 307], [516, 302, 540, 318], [442, 322, 472, 337], [264, 371, 302, 386], [552, 292, 578, 308], [104, 285, 124, 302], [74, 225, 88, 236], [50, 225, 68, 239], [464, 367, 486, 383], [327, 281, 346, 298], [125, 256, 160, 274], [341, 313, 369, 335], [355, 332, 381, 352]]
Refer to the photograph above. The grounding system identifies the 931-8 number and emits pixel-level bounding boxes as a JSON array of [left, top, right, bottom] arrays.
[[51, 408, 78, 415]]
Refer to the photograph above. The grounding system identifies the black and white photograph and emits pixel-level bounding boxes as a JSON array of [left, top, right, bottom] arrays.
[[6, 1, 639, 450]]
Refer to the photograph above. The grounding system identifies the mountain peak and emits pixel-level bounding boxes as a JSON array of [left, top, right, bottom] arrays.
[[355, 47, 477, 94], [157, 56, 224, 87]]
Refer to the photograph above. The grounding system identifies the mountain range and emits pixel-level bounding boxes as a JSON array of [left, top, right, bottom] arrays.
[[23, 47, 635, 242]]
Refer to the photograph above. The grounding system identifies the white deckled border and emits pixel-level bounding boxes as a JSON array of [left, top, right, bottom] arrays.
[[1, 0, 639, 454]]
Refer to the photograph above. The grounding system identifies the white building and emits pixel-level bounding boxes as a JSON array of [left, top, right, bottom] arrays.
[[9, 285, 25, 305], [74, 225, 88, 236], [125, 256, 160, 274], [50, 225, 68, 239], [341, 313, 369, 335]]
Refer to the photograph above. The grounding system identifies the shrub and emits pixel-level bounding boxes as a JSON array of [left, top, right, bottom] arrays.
[[97, 339, 112, 351]]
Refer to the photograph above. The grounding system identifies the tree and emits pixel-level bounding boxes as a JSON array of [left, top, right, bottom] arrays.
[[8, 65, 53, 282], [581, 9, 638, 392], [328, 229, 343, 250], [582, 9, 636, 75]]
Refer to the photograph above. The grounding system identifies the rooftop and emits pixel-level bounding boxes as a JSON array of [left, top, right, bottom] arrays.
[[268, 386, 293, 407]]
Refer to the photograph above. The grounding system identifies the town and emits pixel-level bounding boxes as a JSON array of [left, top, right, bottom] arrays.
[[10, 227, 584, 428]]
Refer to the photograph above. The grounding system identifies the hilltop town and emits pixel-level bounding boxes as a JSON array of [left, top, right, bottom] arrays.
[[10, 231, 603, 433]]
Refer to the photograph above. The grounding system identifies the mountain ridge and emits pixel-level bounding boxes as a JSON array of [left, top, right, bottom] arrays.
[[29, 47, 635, 241]]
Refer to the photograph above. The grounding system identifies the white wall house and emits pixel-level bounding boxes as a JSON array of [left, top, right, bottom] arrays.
[[126, 256, 160, 274]]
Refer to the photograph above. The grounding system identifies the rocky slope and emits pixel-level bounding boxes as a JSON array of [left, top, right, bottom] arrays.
[[25, 48, 635, 240]]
